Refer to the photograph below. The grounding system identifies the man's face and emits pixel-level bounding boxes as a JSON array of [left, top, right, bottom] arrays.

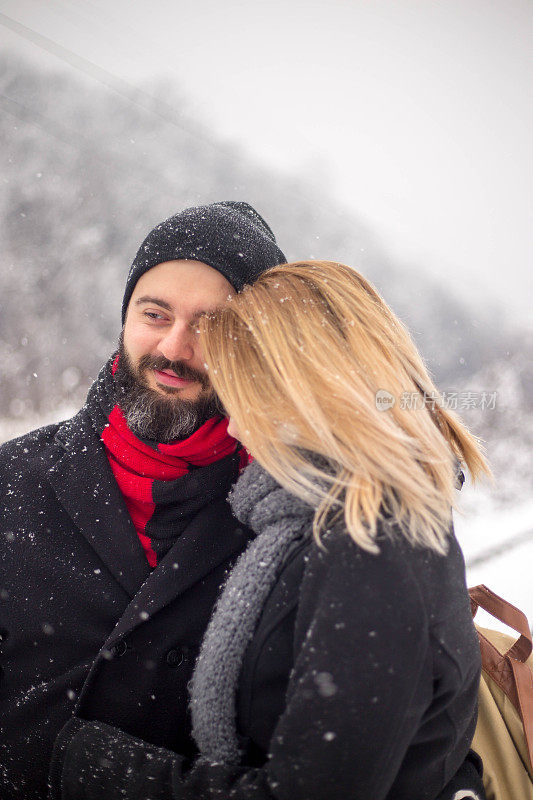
[[117, 259, 234, 440]]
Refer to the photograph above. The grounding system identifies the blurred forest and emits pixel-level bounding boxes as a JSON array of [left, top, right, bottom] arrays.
[[1, 52, 531, 508]]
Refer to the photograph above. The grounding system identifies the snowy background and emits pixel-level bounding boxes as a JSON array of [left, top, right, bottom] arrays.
[[0, 0, 532, 628]]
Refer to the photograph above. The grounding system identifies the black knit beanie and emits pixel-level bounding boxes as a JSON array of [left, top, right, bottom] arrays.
[[122, 201, 286, 323]]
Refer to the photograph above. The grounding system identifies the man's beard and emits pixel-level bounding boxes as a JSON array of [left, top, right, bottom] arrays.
[[114, 334, 223, 442]]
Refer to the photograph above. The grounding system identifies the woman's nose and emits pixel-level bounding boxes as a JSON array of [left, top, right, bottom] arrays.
[[227, 417, 241, 440]]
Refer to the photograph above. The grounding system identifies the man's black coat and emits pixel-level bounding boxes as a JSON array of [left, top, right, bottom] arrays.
[[0, 408, 251, 799]]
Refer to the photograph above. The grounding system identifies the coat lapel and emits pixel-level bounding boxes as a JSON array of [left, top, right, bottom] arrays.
[[47, 409, 254, 646], [47, 409, 151, 597], [106, 500, 253, 645]]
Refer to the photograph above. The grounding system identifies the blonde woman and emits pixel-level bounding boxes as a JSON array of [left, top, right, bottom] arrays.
[[51, 261, 488, 800]]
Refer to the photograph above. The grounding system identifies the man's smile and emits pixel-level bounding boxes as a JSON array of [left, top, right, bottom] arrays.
[[152, 368, 197, 388]]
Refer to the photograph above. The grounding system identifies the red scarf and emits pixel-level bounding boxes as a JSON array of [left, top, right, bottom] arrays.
[[89, 355, 246, 567], [102, 407, 241, 567]]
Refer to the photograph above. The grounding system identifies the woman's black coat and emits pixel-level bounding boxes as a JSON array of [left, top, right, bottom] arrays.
[[49, 463, 484, 800]]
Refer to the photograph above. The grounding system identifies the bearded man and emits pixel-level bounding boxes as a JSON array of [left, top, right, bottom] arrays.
[[0, 201, 286, 800]]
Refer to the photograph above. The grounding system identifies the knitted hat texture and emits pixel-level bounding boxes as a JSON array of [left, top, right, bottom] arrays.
[[122, 201, 286, 323]]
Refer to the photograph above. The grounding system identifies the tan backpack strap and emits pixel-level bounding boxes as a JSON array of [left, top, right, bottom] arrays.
[[469, 584, 533, 771], [469, 584, 532, 662]]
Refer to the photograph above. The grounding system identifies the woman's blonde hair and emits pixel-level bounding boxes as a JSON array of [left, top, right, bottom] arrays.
[[200, 260, 491, 554]]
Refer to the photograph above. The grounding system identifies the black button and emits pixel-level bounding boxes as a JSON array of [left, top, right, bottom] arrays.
[[0, 628, 8, 643], [166, 647, 188, 667], [111, 640, 128, 657]]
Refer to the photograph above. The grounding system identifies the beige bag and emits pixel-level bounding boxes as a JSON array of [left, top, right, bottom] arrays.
[[469, 585, 533, 800]]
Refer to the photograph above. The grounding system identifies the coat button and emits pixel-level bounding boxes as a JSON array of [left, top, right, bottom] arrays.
[[0, 628, 8, 643], [111, 640, 128, 657], [166, 647, 188, 667]]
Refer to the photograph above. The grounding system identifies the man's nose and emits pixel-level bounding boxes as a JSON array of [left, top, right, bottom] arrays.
[[157, 322, 195, 362]]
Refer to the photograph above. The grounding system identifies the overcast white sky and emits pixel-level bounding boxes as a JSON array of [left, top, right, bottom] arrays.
[[1, 0, 532, 325]]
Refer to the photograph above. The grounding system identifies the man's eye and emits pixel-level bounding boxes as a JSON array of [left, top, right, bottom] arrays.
[[144, 311, 166, 321]]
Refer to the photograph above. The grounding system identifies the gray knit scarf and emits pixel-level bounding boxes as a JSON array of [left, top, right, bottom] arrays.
[[190, 460, 315, 765]]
